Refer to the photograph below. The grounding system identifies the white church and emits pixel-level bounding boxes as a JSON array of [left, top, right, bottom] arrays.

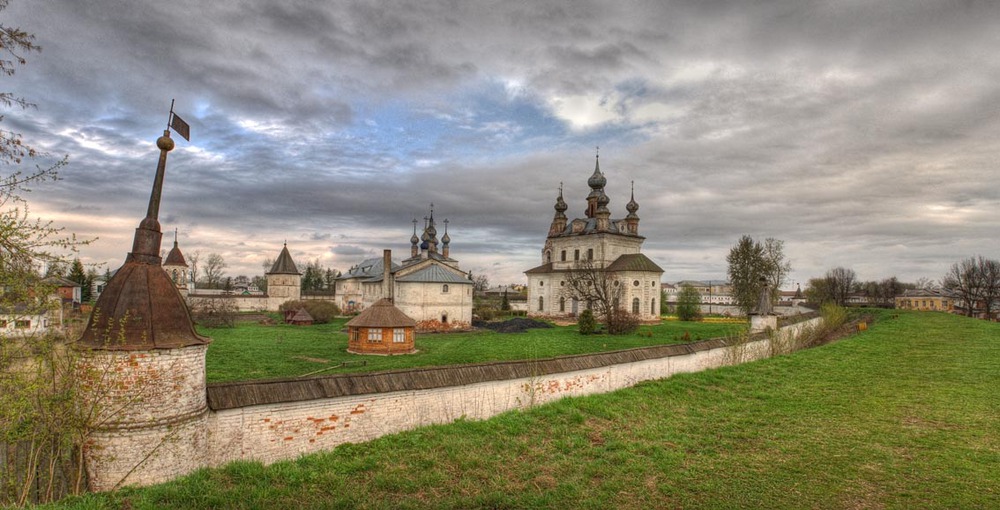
[[335, 207, 473, 329], [525, 155, 664, 322]]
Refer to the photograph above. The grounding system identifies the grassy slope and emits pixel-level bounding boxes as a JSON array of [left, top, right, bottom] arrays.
[[203, 319, 742, 383], [48, 311, 1000, 509]]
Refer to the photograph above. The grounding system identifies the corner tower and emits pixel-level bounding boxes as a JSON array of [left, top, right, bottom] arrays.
[[266, 243, 302, 308], [77, 125, 211, 490]]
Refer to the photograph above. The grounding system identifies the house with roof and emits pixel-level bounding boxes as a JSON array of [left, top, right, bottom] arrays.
[[335, 207, 473, 329], [895, 288, 954, 312], [525, 155, 664, 321], [42, 275, 82, 307]]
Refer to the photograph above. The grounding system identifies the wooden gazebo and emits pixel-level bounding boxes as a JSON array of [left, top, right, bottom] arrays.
[[346, 298, 416, 355]]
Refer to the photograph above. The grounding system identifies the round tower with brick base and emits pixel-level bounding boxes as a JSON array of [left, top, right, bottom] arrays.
[[76, 129, 211, 491]]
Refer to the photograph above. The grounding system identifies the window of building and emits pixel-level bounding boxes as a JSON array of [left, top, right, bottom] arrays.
[[587, 248, 593, 260], [561, 250, 566, 261], [539, 280, 544, 286], [560, 280, 565, 287], [0, 320, 7, 328], [367, 329, 383, 342], [442, 313, 449, 324], [651, 281, 657, 287], [15, 320, 30, 329], [612, 297, 619, 310], [351, 330, 359, 342], [559, 297, 565, 312], [613, 280, 619, 287], [442, 284, 449, 293], [633, 280, 640, 287], [393, 328, 406, 343], [545, 250, 551, 263], [538, 296, 544, 311], [632, 298, 640, 314], [651, 299, 657, 315], [574, 249, 580, 261]]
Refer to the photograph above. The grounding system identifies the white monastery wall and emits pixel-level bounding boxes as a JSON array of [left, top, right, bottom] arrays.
[[87, 317, 821, 490]]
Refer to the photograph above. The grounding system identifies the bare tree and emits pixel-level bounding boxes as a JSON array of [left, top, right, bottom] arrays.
[[472, 273, 489, 293], [943, 256, 1000, 319], [201, 252, 227, 289], [827, 267, 856, 307], [187, 250, 201, 288], [564, 259, 637, 334]]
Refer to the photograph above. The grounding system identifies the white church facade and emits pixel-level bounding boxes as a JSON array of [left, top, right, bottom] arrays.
[[336, 208, 473, 329], [525, 155, 664, 322]]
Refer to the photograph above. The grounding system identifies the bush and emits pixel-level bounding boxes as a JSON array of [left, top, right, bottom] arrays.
[[474, 305, 497, 321], [280, 300, 341, 324], [578, 309, 597, 335], [606, 309, 640, 335], [191, 297, 238, 328]]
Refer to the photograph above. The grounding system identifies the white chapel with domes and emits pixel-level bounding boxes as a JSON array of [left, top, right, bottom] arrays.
[[525, 154, 664, 321]]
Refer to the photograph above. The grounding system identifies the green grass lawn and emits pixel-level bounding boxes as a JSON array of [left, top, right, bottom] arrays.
[[203, 318, 743, 383], [46, 311, 1000, 509]]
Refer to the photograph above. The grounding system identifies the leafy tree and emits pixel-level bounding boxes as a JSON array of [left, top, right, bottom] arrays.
[[251, 274, 268, 293], [0, 6, 91, 502], [726, 236, 790, 316], [676, 284, 702, 321]]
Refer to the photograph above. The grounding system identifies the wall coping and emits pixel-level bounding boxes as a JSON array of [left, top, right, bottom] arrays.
[[206, 331, 778, 411]]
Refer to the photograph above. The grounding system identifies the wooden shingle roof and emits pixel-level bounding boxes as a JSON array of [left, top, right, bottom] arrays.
[[346, 298, 416, 328]]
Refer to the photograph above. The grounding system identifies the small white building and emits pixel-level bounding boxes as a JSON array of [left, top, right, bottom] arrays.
[[336, 208, 474, 329]]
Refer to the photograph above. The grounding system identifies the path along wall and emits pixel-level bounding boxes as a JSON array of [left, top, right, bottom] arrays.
[[86, 316, 820, 490], [203, 316, 821, 468]]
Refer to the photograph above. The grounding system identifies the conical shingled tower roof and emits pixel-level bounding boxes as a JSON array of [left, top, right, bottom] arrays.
[[346, 298, 416, 328], [164, 238, 187, 267], [267, 243, 300, 275], [78, 130, 209, 350]]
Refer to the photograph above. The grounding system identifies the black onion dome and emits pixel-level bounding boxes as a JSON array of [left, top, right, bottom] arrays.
[[554, 193, 568, 213], [626, 195, 639, 214], [587, 156, 606, 190]]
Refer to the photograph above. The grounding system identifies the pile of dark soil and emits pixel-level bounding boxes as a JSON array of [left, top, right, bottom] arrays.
[[473, 317, 553, 334]]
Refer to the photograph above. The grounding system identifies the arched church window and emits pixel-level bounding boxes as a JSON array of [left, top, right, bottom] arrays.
[[561, 250, 566, 261], [559, 297, 565, 312], [538, 296, 544, 311], [651, 299, 657, 316], [632, 297, 640, 314], [442, 284, 449, 293]]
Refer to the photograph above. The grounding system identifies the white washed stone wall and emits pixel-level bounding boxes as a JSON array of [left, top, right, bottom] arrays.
[[88, 318, 821, 489], [204, 320, 815, 468], [79, 345, 209, 491]]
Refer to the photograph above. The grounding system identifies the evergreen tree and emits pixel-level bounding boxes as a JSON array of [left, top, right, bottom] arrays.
[[68, 258, 86, 285]]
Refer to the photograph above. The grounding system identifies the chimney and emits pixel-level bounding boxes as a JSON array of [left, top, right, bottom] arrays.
[[383, 249, 394, 302]]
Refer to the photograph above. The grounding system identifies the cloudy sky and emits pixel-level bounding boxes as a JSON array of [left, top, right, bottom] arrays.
[[5, 0, 999, 287]]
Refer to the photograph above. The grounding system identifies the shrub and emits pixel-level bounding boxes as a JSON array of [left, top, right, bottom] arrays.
[[474, 305, 497, 321], [279, 300, 341, 324], [578, 309, 597, 335], [191, 297, 238, 328], [606, 309, 640, 335]]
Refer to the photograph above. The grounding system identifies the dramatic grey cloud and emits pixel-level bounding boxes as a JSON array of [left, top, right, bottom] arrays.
[[5, 0, 999, 286]]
